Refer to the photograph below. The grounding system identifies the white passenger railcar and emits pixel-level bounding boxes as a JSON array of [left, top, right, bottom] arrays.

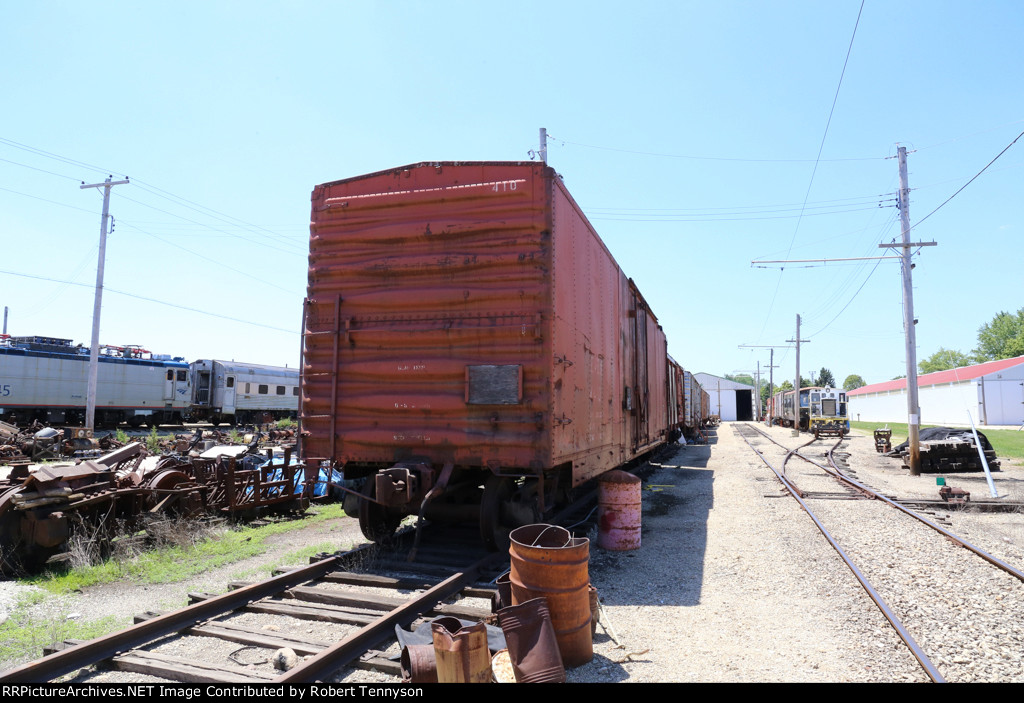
[[189, 359, 299, 425]]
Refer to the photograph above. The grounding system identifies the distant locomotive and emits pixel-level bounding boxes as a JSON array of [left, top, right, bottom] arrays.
[[0, 335, 191, 426], [0, 335, 298, 427], [769, 386, 849, 437], [301, 161, 709, 548]]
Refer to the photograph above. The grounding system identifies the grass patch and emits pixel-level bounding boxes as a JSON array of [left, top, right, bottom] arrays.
[[27, 503, 350, 595], [0, 592, 120, 668], [2, 504, 351, 669], [850, 421, 1024, 461]]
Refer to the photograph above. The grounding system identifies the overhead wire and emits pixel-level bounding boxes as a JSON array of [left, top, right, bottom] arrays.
[[589, 204, 886, 223], [547, 135, 885, 163], [116, 219, 303, 295], [0, 136, 305, 256], [114, 191, 305, 256], [908, 127, 1024, 235], [757, 0, 866, 341], [0, 268, 298, 335]]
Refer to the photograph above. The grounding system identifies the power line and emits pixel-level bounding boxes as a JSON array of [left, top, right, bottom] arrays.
[[548, 135, 884, 163], [758, 0, 865, 342], [115, 192, 305, 256], [588, 204, 886, 223], [117, 219, 302, 295], [0, 269, 299, 335], [586, 193, 894, 213], [910, 128, 1024, 233], [0, 156, 83, 182], [0, 136, 120, 178], [0, 135, 305, 254]]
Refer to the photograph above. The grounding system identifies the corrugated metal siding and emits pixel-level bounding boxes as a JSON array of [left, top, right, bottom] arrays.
[[549, 178, 628, 481], [303, 162, 552, 470], [302, 161, 672, 485]]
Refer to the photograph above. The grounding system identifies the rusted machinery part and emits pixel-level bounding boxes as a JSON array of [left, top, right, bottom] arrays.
[[143, 468, 205, 517], [358, 478, 402, 543], [146, 469, 191, 492], [0, 488, 23, 573], [408, 462, 454, 562], [734, 425, 946, 683]]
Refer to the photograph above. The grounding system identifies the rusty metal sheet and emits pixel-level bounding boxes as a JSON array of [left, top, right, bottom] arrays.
[[303, 162, 668, 486], [304, 162, 551, 471]]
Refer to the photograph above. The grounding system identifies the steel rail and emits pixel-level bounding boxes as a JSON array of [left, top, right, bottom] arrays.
[[755, 424, 1024, 585], [823, 439, 1024, 584], [0, 550, 364, 683], [274, 551, 506, 682], [734, 425, 946, 683]]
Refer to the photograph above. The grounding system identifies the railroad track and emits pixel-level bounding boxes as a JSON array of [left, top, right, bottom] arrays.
[[735, 423, 1024, 683], [1, 479, 606, 685]]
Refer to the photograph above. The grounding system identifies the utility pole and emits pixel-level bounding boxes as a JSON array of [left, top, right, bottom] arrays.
[[81, 176, 129, 431], [755, 361, 761, 420], [738, 344, 786, 425], [539, 127, 548, 164], [787, 314, 810, 436], [879, 147, 936, 475]]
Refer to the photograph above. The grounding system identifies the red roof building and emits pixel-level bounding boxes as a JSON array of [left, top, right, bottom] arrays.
[[848, 355, 1024, 426]]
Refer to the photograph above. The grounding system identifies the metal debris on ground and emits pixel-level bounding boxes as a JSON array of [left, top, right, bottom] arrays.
[[0, 422, 323, 575], [887, 427, 1001, 473]]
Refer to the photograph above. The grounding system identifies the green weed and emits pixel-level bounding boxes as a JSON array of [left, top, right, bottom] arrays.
[[145, 427, 161, 453], [0, 592, 120, 669], [28, 503, 350, 595]]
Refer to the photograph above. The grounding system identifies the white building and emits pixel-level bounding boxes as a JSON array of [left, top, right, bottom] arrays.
[[848, 355, 1024, 426], [694, 373, 757, 422]]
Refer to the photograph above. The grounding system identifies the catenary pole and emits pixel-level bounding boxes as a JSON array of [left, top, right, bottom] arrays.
[[787, 314, 809, 436]]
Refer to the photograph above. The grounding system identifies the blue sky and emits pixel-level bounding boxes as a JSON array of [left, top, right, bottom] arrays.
[[1, 1, 1021, 389]]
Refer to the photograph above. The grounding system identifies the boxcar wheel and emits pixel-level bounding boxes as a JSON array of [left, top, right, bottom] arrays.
[[358, 480, 402, 543]]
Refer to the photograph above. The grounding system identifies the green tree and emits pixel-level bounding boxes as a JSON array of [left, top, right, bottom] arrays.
[[725, 373, 755, 387], [918, 347, 972, 374], [842, 374, 865, 391], [815, 367, 836, 387], [775, 378, 813, 391], [973, 308, 1024, 362]]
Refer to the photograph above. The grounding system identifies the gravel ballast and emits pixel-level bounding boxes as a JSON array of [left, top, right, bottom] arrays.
[[3, 422, 1023, 682]]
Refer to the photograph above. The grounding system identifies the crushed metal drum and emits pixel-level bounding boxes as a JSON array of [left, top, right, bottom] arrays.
[[430, 616, 491, 683], [496, 597, 565, 683]]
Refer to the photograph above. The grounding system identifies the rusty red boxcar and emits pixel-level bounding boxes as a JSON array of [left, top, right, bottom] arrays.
[[301, 161, 674, 547]]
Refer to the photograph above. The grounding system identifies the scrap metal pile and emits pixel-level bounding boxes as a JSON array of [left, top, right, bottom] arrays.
[[0, 426, 313, 574], [887, 427, 1001, 473]]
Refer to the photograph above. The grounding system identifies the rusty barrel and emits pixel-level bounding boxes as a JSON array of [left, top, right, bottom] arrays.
[[508, 524, 593, 667], [597, 470, 642, 550]]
